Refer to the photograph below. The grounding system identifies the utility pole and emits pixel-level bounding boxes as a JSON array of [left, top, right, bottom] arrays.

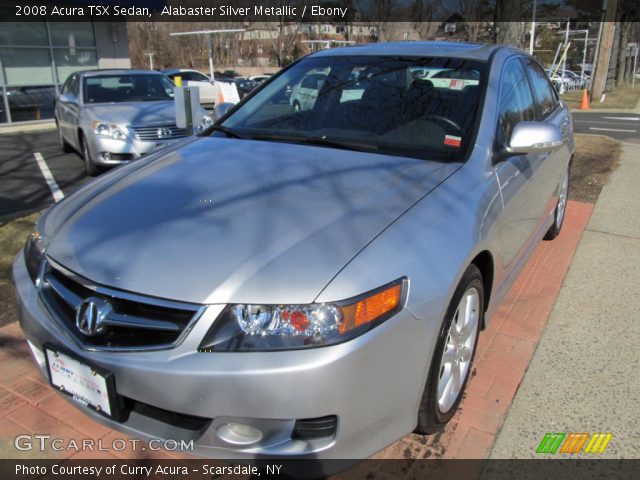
[[591, 0, 619, 102], [146, 52, 155, 70], [529, 0, 537, 55], [560, 19, 570, 94]]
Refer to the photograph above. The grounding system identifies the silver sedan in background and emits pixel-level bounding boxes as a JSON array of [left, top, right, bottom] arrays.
[[15, 42, 572, 460], [55, 69, 212, 175]]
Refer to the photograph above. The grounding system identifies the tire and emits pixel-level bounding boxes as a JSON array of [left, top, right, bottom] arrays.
[[80, 133, 99, 177], [416, 264, 484, 434], [544, 162, 570, 241], [56, 121, 72, 153]]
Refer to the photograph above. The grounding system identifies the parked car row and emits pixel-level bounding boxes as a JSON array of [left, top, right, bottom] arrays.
[[55, 69, 213, 176], [54, 67, 270, 177]]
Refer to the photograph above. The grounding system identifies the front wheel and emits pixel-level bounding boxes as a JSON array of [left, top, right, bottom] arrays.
[[56, 121, 72, 153], [544, 163, 570, 240], [416, 265, 484, 434], [81, 134, 99, 177]]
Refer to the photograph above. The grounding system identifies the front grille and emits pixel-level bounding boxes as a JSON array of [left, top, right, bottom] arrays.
[[131, 124, 188, 142], [39, 260, 203, 351]]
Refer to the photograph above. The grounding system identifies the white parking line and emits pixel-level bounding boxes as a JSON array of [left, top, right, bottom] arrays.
[[589, 127, 637, 133], [602, 116, 640, 121], [33, 152, 65, 202]]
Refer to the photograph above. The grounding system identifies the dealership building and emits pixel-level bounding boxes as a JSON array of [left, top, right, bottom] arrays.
[[0, 22, 130, 124]]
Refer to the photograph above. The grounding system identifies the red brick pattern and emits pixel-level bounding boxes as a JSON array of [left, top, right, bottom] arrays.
[[0, 201, 593, 461]]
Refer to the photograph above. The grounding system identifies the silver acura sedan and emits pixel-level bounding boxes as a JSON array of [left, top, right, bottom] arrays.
[[14, 42, 572, 460], [55, 69, 212, 176]]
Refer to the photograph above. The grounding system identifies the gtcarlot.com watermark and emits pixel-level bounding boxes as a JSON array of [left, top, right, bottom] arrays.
[[14, 434, 194, 453]]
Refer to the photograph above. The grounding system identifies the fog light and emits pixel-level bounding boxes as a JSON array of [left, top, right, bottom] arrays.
[[216, 423, 263, 445], [100, 152, 111, 160]]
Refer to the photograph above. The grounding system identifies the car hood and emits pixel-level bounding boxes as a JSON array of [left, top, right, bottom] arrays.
[[84, 101, 177, 126], [44, 138, 459, 305]]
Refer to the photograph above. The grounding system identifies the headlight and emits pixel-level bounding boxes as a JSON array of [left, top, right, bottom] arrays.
[[24, 228, 46, 285], [196, 114, 214, 133], [92, 121, 127, 140], [199, 278, 406, 352]]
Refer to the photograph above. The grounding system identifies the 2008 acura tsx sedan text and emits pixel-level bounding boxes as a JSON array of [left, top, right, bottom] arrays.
[[13, 42, 573, 459]]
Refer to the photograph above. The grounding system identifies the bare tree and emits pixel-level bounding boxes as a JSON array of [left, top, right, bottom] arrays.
[[493, 0, 525, 48], [411, 0, 439, 39]]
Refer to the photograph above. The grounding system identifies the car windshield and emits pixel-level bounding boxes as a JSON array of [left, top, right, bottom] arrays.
[[218, 55, 486, 162], [83, 74, 175, 104]]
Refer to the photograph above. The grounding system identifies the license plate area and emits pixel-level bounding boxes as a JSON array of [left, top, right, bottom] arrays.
[[44, 344, 120, 420]]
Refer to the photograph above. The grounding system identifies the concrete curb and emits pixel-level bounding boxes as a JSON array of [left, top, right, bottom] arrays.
[[0, 121, 56, 135]]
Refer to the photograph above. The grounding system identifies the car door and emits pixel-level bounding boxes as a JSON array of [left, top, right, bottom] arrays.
[[522, 59, 570, 229], [492, 57, 541, 273]]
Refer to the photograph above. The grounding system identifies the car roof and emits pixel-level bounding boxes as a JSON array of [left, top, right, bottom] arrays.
[[161, 69, 204, 75], [309, 41, 502, 61], [76, 69, 166, 77]]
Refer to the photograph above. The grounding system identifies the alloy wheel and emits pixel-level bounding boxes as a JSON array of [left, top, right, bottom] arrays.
[[437, 287, 480, 413]]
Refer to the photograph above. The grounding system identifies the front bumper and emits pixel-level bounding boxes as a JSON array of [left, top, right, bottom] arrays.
[[89, 135, 180, 167], [12, 252, 433, 460]]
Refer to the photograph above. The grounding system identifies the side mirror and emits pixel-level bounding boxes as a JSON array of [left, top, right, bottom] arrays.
[[506, 121, 564, 155], [214, 102, 235, 120], [58, 93, 77, 104]]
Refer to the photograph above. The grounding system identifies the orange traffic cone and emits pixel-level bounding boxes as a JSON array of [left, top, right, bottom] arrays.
[[579, 89, 591, 110]]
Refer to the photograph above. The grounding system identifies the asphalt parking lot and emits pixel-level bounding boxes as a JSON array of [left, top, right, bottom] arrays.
[[0, 129, 89, 222]]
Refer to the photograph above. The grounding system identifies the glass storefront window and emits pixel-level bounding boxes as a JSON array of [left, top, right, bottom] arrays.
[[6, 85, 56, 122], [0, 21, 99, 123], [0, 47, 54, 86], [50, 22, 96, 48], [54, 48, 98, 84], [0, 91, 7, 123], [0, 22, 48, 47]]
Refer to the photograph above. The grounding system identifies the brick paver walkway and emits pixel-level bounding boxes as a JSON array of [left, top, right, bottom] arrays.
[[0, 201, 593, 461]]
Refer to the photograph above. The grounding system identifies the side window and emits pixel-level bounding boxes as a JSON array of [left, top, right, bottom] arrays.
[[61, 76, 72, 95], [69, 76, 79, 97], [525, 60, 558, 119], [192, 72, 209, 82], [301, 75, 317, 89], [61, 75, 78, 97], [496, 58, 536, 147]]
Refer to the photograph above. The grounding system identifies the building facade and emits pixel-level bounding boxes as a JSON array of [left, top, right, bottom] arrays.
[[0, 22, 130, 124]]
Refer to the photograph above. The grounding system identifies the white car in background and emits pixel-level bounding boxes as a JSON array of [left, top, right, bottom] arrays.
[[429, 69, 480, 89], [162, 69, 219, 105], [290, 72, 327, 112]]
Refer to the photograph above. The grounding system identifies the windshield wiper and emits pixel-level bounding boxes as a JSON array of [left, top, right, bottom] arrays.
[[208, 125, 251, 139], [250, 134, 379, 153]]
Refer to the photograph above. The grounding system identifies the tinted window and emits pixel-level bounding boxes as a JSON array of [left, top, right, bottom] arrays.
[[69, 76, 79, 97], [61, 75, 79, 97], [525, 60, 558, 119], [220, 55, 487, 162], [181, 71, 209, 82], [496, 58, 536, 147]]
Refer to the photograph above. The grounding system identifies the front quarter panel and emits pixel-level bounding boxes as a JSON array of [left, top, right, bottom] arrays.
[[315, 155, 502, 423]]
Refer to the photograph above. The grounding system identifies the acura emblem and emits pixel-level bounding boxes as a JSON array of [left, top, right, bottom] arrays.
[[75, 297, 111, 336], [157, 127, 171, 138]]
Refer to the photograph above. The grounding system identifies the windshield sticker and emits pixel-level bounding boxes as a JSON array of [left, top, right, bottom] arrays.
[[444, 135, 462, 147], [450, 79, 464, 90]]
